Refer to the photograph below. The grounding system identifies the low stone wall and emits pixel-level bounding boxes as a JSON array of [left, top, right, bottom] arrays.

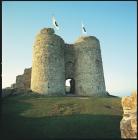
[[14, 67, 32, 90], [120, 91, 137, 138], [2, 68, 32, 97]]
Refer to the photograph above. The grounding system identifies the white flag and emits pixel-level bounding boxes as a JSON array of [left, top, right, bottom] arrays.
[[81, 22, 87, 34], [52, 16, 59, 30]]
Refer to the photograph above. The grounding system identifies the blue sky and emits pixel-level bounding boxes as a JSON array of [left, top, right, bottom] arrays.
[[2, 1, 137, 97]]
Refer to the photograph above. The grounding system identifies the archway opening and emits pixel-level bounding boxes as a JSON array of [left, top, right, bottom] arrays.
[[65, 78, 75, 94]]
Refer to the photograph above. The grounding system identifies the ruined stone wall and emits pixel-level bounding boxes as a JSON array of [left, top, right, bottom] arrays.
[[120, 92, 137, 138], [10, 28, 107, 96], [15, 68, 31, 90], [64, 44, 75, 79], [73, 36, 106, 96], [31, 28, 65, 95]]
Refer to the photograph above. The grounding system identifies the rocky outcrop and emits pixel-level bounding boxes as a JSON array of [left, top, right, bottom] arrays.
[[120, 91, 137, 139]]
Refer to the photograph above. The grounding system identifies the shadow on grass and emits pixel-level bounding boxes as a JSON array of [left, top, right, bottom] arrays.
[[1, 97, 122, 140]]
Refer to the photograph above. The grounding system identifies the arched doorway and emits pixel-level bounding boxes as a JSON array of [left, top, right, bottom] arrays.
[[65, 78, 75, 94]]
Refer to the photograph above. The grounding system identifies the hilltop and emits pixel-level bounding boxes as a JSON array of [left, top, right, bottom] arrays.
[[1, 94, 122, 139]]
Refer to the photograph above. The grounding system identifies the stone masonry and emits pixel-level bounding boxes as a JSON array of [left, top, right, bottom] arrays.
[[12, 68, 32, 90], [120, 91, 137, 138], [30, 28, 107, 96], [73, 36, 106, 96], [31, 28, 65, 95], [9, 28, 107, 96]]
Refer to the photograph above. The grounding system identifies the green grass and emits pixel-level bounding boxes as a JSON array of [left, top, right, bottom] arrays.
[[1, 94, 123, 139]]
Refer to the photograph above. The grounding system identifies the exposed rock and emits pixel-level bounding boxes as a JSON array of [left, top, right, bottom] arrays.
[[120, 91, 137, 139]]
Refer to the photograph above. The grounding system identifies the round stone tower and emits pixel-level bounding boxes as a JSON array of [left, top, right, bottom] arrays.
[[31, 28, 65, 95], [74, 36, 107, 96]]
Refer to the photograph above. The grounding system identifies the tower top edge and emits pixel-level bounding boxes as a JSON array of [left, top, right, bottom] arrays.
[[40, 28, 55, 34], [75, 36, 99, 43]]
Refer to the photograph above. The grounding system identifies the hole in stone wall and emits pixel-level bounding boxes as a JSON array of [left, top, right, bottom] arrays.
[[65, 78, 75, 94]]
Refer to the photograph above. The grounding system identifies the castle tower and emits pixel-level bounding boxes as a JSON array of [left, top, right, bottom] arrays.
[[74, 36, 107, 96], [31, 28, 65, 95]]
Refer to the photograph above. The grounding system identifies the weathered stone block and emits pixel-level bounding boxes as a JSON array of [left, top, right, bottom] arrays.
[[120, 91, 137, 139]]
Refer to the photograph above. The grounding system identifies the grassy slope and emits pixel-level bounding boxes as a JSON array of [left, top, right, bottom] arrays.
[[1, 94, 123, 139]]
